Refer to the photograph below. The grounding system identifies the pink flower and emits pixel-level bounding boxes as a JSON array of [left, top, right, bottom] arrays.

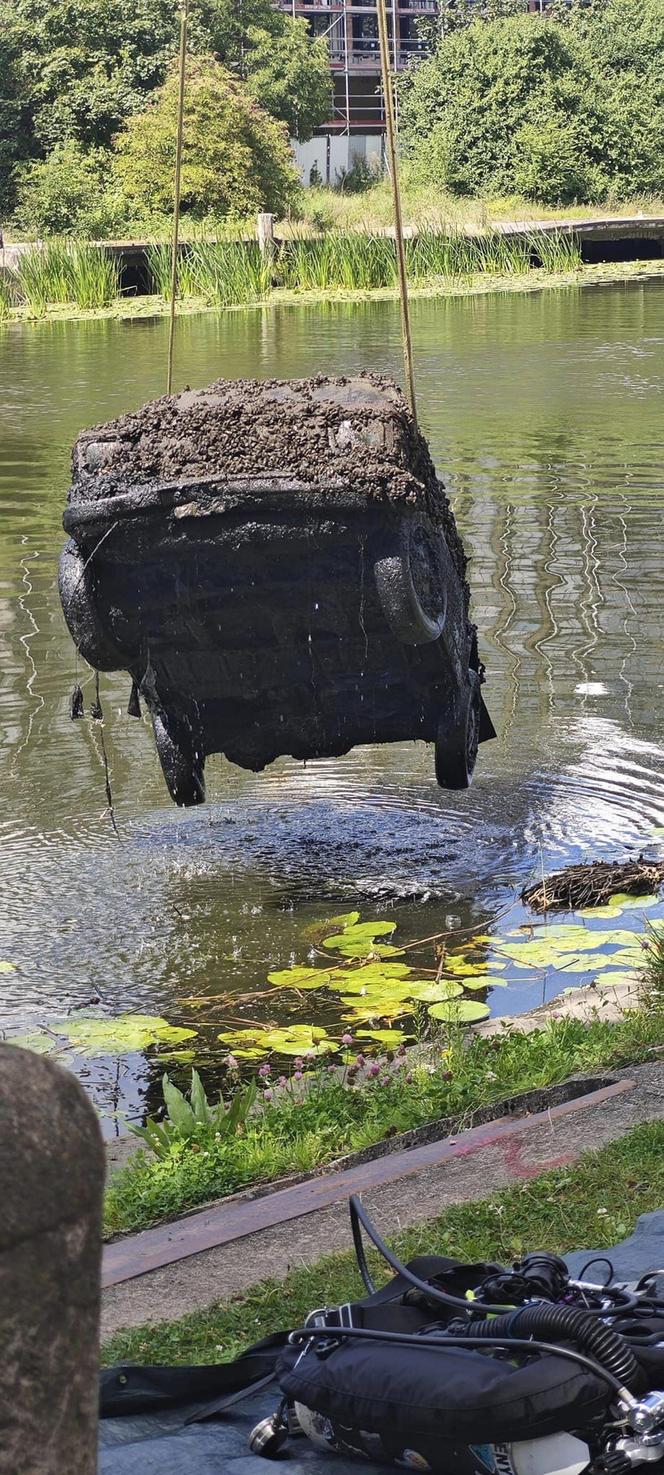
[[397, 1044, 407, 1058], [258, 1063, 271, 1079], [341, 1032, 354, 1047], [380, 1076, 391, 1087], [226, 1054, 239, 1072], [293, 1056, 304, 1070], [367, 1063, 380, 1078], [278, 1076, 288, 1088], [263, 1088, 274, 1102], [355, 1053, 366, 1068], [405, 1073, 413, 1085], [294, 1070, 304, 1081]]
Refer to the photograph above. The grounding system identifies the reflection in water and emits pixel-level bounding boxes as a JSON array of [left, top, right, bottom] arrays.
[[0, 282, 663, 1123]]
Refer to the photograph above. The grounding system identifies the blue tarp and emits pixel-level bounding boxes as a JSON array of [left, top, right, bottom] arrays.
[[99, 1210, 664, 1475]]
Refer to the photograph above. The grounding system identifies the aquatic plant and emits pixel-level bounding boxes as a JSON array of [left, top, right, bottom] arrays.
[[9, 1012, 196, 1056], [279, 233, 398, 292], [16, 241, 121, 311], [130, 1069, 258, 1160], [104, 1006, 664, 1236], [147, 240, 271, 306]]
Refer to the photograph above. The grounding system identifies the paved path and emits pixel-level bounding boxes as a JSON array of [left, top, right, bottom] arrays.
[[101, 1058, 663, 1339]]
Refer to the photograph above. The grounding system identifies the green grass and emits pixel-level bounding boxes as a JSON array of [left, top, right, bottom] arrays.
[[16, 241, 121, 313], [102, 1118, 664, 1366], [104, 999, 662, 1238], [289, 177, 664, 235]]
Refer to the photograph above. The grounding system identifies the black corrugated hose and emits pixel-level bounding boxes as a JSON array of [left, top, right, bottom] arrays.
[[461, 1303, 641, 1392]]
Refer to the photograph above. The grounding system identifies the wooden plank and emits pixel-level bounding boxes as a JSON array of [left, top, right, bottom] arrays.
[[102, 1078, 634, 1288]]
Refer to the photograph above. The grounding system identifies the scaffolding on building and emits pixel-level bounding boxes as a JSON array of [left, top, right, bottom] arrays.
[[280, 0, 436, 137]]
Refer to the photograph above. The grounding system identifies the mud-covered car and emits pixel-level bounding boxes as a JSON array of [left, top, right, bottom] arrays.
[[59, 374, 494, 805]]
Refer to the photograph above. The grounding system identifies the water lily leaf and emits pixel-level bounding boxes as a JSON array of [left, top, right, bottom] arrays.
[[7, 1032, 58, 1054], [356, 1028, 413, 1045], [322, 921, 397, 952], [58, 1014, 197, 1055], [603, 947, 645, 968], [578, 904, 625, 919], [157, 1049, 197, 1062], [428, 999, 491, 1024], [0, 961, 16, 973], [267, 967, 331, 990], [334, 963, 412, 991], [326, 938, 404, 959], [461, 975, 508, 990], [608, 893, 659, 910], [325, 911, 361, 929], [599, 971, 641, 987], [406, 981, 464, 1002], [443, 956, 489, 975], [217, 1023, 335, 1058], [553, 953, 628, 973], [340, 997, 410, 1021]]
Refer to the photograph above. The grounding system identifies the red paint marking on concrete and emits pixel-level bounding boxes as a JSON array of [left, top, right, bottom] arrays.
[[102, 1078, 634, 1289], [500, 1134, 573, 1181]]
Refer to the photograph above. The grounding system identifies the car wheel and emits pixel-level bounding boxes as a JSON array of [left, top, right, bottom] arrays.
[[58, 538, 124, 671], [373, 518, 448, 645], [435, 671, 481, 790], [151, 709, 206, 807]]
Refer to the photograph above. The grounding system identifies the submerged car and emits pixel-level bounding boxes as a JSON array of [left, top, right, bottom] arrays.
[[59, 373, 494, 805]]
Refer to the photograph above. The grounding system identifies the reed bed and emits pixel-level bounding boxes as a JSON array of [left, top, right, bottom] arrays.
[[16, 242, 121, 313], [277, 227, 580, 292], [2, 226, 582, 321], [147, 241, 271, 306]]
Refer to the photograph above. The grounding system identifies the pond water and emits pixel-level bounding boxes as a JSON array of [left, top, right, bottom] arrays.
[[1, 280, 663, 1130]]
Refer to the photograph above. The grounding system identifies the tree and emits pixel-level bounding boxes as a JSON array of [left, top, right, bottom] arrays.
[[12, 141, 121, 236], [0, 26, 29, 213], [112, 55, 299, 220], [4, 0, 331, 169], [399, 0, 664, 205]]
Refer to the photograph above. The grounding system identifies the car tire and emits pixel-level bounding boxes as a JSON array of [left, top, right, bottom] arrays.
[[151, 709, 206, 807], [435, 670, 481, 790], [58, 538, 124, 671], [373, 518, 448, 645]]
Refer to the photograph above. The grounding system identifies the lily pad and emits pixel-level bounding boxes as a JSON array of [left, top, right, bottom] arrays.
[[340, 998, 410, 1022], [0, 961, 16, 973], [356, 1028, 412, 1046], [461, 975, 508, 990], [7, 1031, 59, 1055], [322, 921, 397, 953], [61, 1014, 197, 1055], [608, 893, 659, 910], [267, 967, 332, 990], [406, 980, 464, 1003], [599, 971, 641, 988], [334, 963, 412, 992], [578, 904, 626, 919], [217, 1023, 335, 1058], [428, 999, 491, 1024], [443, 957, 490, 976]]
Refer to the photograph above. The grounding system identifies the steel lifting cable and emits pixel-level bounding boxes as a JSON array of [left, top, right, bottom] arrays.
[[376, 0, 417, 424], [166, 0, 190, 395]]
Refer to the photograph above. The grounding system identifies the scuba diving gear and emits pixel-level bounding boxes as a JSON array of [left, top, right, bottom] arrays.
[[270, 1196, 664, 1475]]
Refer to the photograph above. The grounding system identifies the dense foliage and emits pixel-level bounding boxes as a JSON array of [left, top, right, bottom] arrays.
[[112, 57, 299, 222], [0, 0, 331, 226], [400, 0, 664, 205]]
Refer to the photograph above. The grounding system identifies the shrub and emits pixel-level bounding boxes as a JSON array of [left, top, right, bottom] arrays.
[[12, 142, 122, 238], [112, 55, 300, 223], [400, 0, 664, 205]]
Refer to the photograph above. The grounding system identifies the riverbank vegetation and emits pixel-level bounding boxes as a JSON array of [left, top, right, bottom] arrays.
[[0, 228, 585, 320], [103, 1118, 664, 1364], [2, 0, 663, 240], [104, 987, 662, 1238]]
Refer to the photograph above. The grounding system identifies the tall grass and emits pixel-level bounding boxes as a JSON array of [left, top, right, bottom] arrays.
[[279, 233, 398, 291], [276, 227, 580, 293], [147, 241, 271, 306], [17, 242, 121, 312], [0, 270, 16, 320]]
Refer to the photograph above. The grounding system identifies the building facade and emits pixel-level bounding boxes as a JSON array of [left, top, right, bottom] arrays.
[[279, 0, 436, 184]]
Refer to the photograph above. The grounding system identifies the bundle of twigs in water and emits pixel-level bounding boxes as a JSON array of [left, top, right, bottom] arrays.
[[522, 856, 664, 913]]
